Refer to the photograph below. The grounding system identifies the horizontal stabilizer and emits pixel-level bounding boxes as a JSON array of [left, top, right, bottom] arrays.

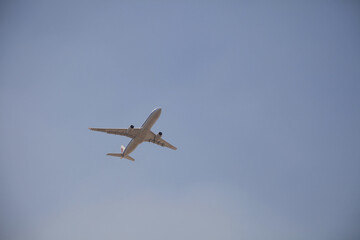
[[124, 155, 135, 161], [107, 153, 122, 157], [107, 153, 135, 161]]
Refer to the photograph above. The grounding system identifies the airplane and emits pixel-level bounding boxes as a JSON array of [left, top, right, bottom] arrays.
[[89, 108, 177, 161]]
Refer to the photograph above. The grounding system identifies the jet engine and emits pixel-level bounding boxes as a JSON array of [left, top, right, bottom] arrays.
[[155, 132, 162, 141], [127, 125, 134, 133]]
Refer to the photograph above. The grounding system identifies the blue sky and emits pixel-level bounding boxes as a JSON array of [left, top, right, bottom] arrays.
[[1, 1, 360, 239]]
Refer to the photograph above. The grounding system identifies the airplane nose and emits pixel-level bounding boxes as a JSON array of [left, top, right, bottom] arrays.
[[152, 107, 162, 116]]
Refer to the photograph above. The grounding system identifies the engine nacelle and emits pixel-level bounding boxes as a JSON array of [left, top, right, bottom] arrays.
[[127, 125, 134, 133], [155, 132, 162, 141]]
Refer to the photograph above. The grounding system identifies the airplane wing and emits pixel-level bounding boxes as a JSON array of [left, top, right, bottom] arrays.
[[89, 128, 140, 139], [144, 131, 177, 150]]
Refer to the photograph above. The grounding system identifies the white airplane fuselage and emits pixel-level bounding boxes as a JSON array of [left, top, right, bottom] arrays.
[[123, 108, 162, 157]]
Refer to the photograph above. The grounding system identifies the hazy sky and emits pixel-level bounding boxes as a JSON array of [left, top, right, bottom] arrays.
[[1, 1, 360, 240]]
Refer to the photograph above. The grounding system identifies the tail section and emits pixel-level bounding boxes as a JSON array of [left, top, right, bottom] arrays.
[[106, 152, 135, 161], [107, 153, 123, 157], [106, 145, 134, 161], [124, 155, 135, 161]]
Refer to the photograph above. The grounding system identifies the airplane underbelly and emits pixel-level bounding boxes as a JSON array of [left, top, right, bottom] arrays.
[[124, 141, 139, 155], [124, 135, 143, 156]]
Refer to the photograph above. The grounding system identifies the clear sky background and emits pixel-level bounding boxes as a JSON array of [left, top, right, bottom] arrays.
[[1, 1, 359, 240]]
